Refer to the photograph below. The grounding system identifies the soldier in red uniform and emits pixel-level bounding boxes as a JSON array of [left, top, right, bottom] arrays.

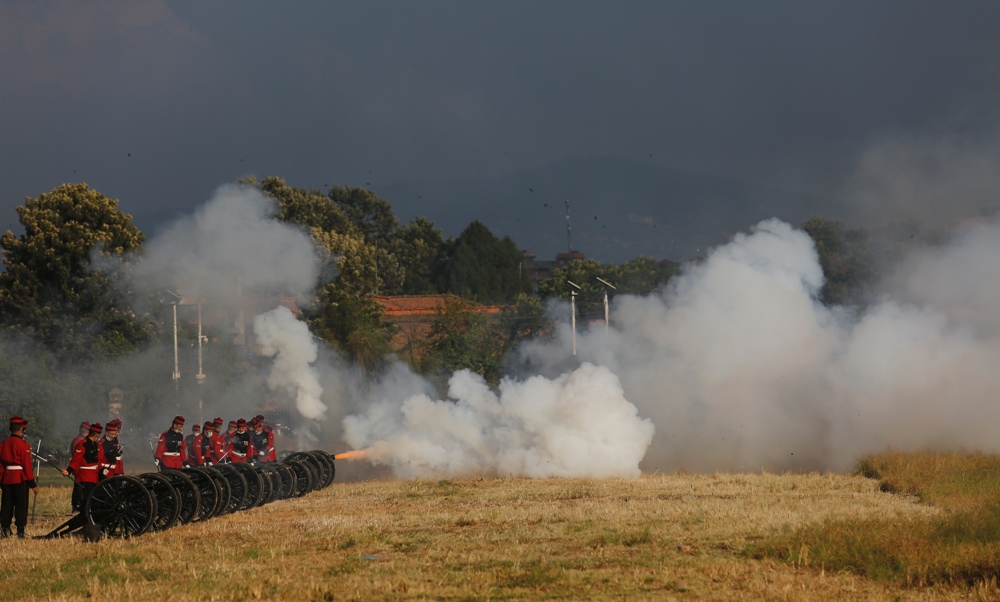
[[184, 423, 200, 464], [194, 421, 217, 466], [154, 416, 189, 471], [228, 418, 255, 463], [62, 423, 106, 511], [220, 420, 237, 463], [0, 415, 38, 539], [99, 419, 124, 478], [249, 416, 276, 463]]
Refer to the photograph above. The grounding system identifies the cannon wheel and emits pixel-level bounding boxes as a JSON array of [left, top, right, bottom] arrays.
[[273, 463, 296, 500], [198, 467, 231, 518], [255, 464, 274, 505], [258, 464, 282, 504], [215, 465, 248, 513], [230, 463, 262, 509], [181, 467, 219, 521], [311, 451, 336, 488], [137, 473, 181, 531], [159, 470, 200, 524], [85, 475, 155, 538], [286, 459, 314, 497], [286, 452, 324, 492]]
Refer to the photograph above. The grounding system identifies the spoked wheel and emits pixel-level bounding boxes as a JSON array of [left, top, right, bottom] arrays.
[[230, 463, 262, 509], [310, 451, 336, 488], [159, 470, 200, 524], [137, 473, 181, 531], [286, 459, 314, 497], [181, 468, 219, 521], [257, 464, 282, 504], [273, 463, 296, 500], [215, 465, 248, 513], [286, 452, 324, 492], [85, 475, 155, 538], [254, 464, 274, 505], [198, 467, 231, 518]]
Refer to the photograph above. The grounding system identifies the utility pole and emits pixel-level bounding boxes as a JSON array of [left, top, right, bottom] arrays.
[[567, 280, 582, 355], [172, 302, 180, 391], [595, 276, 617, 337]]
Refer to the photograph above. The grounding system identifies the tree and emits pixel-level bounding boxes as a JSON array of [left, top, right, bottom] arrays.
[[802, 217, 875, 307], [250, 176, 357, 235], [328, 186, 399, 242], [0, 183, 154, 362], [307, 288, 397, 373], [392, 217, 445, 295], [436, 221, 531, 304]]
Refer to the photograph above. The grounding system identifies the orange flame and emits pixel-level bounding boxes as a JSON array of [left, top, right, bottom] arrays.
[[335, 449, 369, 461]]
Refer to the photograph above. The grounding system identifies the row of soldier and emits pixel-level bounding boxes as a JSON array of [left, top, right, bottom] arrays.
[[154, 415, 276, 469]]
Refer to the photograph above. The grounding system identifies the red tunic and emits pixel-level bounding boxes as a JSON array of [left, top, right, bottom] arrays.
[[227, 431, 255, 463], [0, 434, 36, 487], [69, 435, 85, 460], [155, 429, 188, 469], [68, 438, 106, 484]]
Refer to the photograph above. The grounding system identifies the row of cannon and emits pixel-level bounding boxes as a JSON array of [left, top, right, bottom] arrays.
[[45, 451, 336, 539]]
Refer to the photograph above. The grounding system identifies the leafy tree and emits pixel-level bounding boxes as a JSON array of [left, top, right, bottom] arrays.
[[802, 217, 875, 307], [0, 183, 154, 362], [328, 186, 399, 242], [436, 221, 531, 304], [392, 217, 445, 295], [423, 298, 506, 384], [618, 256, 676, 296], [307, 289, 397, 373], [539, 256, 676, 318], [250, 176, 357, 235]]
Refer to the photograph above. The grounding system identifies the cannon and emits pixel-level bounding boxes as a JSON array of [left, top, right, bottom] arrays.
[[40, 452, 335, 540]]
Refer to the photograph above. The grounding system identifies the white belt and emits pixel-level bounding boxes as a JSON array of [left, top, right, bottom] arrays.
[[4, 466, 22, 470], [163, 452, 180, 456], [232, 451, 246, 457], [79, 466, 98, 470]]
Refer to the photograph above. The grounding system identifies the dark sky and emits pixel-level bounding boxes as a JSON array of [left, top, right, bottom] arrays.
[[2, 1, 999, 241]]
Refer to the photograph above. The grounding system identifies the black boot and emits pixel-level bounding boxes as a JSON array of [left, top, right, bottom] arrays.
[[0, 529, 9, 539], [16, 531, 26, 539]]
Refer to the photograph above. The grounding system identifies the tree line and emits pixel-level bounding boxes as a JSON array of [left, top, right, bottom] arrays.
[[0, 179, 878, 450]]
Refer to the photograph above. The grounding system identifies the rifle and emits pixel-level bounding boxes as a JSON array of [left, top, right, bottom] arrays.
[[29, 451, 73, 480]]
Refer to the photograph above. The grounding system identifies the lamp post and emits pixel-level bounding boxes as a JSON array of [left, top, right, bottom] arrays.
[[567, 280, 582, 355], [595, 276, 617, 337]]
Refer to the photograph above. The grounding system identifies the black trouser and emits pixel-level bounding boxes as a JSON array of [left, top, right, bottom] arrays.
[[72, 481, 97, 512], [0, 482, 29, 534]]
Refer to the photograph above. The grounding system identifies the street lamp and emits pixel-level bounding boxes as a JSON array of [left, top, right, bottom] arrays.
[[567, 280, 582, 355], [595, 276, 617, 337]]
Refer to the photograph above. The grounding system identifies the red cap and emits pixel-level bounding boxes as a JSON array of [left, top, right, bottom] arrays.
[[228, 420, 237, 428], [80, 421, 90, 429], [173, 416, 185, 426], [192, 424, 201, 432], [10, 415, 27, 428], [89, 423, 103, 434], [236, 418, 247, 427], [203, 421, 215, 432], [250, 416, 261, 427], [213, 417, 223, 426], [107, 419, 122, 431]]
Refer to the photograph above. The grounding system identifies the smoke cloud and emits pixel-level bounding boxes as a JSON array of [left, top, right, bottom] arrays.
[[135, 183, 318, 299], [254, 306, 327, 420], [513, 218, 1000, 473], [343, 363, 653, 478]]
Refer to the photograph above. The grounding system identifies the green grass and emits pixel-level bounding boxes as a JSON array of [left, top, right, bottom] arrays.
[[747, 450, 1000, 587]]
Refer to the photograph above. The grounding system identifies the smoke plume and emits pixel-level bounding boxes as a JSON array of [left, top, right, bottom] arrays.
[[254, 306, 327, 420], [343, 363, 653, 478], [515, 218, 1000, 473]]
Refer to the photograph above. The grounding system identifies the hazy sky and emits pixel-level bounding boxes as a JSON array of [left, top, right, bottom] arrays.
[[2, 1, 999, 238]]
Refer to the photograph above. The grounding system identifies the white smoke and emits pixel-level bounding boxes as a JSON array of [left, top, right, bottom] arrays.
[[517, 218, 1000, 473], [254, 306, 327, 420], [136, 183, 318, 298], [343, 363, 654, 478]]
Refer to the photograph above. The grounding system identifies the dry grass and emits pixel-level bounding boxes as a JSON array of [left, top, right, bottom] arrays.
[[752, 451, 1000, 589], [3, 467, 991, 601]]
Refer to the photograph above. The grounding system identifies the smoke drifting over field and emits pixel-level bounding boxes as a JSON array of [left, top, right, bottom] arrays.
[[343, 363, 654, 478], [254, 306, 327, 420], [513, 218, 1000, 473]]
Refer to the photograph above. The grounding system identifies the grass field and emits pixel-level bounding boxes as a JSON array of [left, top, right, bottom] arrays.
[[1, 457, 998, 601]]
